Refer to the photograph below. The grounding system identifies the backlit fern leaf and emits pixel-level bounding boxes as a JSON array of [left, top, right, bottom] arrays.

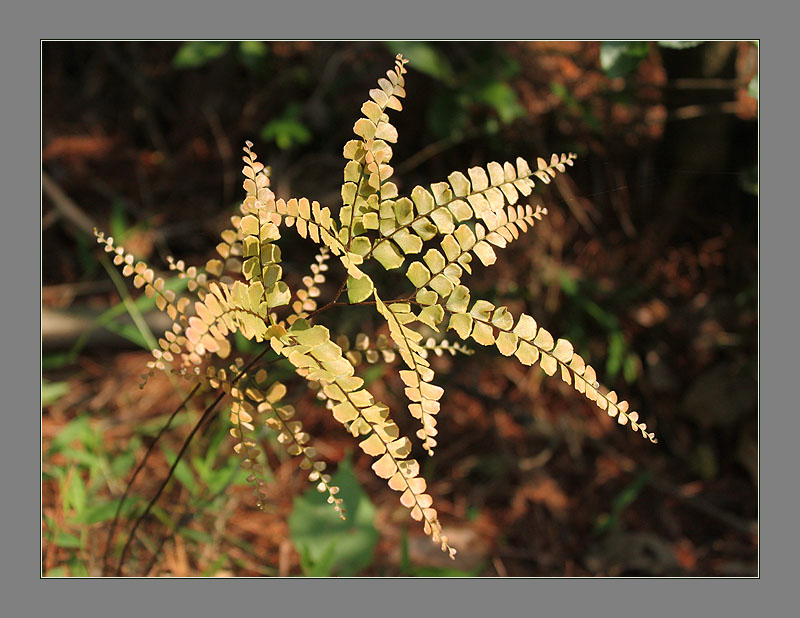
[[95, 53, 657, 564]]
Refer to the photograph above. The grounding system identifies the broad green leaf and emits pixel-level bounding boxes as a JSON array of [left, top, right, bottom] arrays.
[[599, 41, 650, 78], [261, 103, 313, 150], [657, 40, 704, 50], [53, 531, 82, 549], [474, 81, 525, 124], [289, 458, 378, 576], [64, 470, 87, 516]]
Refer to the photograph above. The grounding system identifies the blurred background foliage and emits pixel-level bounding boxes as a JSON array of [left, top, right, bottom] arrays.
[[43, 41, 757, 576]]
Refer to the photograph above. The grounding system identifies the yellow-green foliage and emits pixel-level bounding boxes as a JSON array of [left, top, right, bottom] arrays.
[[95, 54, 656, 560]]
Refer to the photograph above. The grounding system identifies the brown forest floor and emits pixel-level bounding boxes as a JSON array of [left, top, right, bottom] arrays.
[[42, 41, 758, 577]]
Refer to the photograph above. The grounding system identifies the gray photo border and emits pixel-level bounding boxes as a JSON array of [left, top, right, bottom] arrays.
[[7, 0, 793, 615]]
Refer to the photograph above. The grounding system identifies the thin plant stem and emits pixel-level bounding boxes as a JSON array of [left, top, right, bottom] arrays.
[[114, 347, 271, 576], [102, 382, 201, 575]]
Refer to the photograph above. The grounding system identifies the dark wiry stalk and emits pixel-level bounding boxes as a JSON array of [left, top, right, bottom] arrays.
[[102, 382, 201, 575], [115, 390, 223, 575], [115, 348, 271, 576]]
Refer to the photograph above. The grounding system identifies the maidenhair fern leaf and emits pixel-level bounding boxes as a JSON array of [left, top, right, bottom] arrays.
[[95, 53, 657, 567]]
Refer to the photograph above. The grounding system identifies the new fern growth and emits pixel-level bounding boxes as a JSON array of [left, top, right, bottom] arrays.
[[96, 54, 656, 562]]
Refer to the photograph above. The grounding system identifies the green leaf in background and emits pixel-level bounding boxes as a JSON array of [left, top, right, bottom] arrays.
[[110, 449, 138, 479], [238, 41, 268, 60], [594, 471, 650, 535], [288, 456, 378, 576], [44, 567, 67, 577], [360, 363, 385, 386], [237, 41, 270, 72], [549, 82, 602, 132], [748, 71, 758, 102], [657, 40, 705, 50], [474, 81, 525, 125], [48, 416, 93, 455], [427, 91, 469, 140], [63, 468, 87, 516], [161, 446, 199, 496], [385, 41, 455, 85], [67, 559, 90, 577], [260, 103, 312, 150], [42, 379, 70, 407], [600, 41, 651, 79], [606, 331, 625, 379], [178, 527, 215, 545], [109, 199, 129, 243], [72, 498, 139, 525], [53, 531, 82, 549], [172, 41, 231, 69]]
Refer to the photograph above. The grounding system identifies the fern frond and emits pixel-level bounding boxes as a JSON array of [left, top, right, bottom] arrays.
[[206, 363, 345, 516], [179, 280, 289, 365], [275, 319, 455, 557], [335, 331, 400, 367], [202, 142, 274, 280], [269, 196, 368, 280], [94, 230, 193, 324], [229, 394, 272, 508], [340, 54, 409, 250], [261, 398, 345, 519], [421, 336, 474, 358], [446, 301, 657, 443], [375, 294, 442, 455], [366, 154, 574, 272], [405, 203, 548, 318], [288, 247, 330, 325]]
